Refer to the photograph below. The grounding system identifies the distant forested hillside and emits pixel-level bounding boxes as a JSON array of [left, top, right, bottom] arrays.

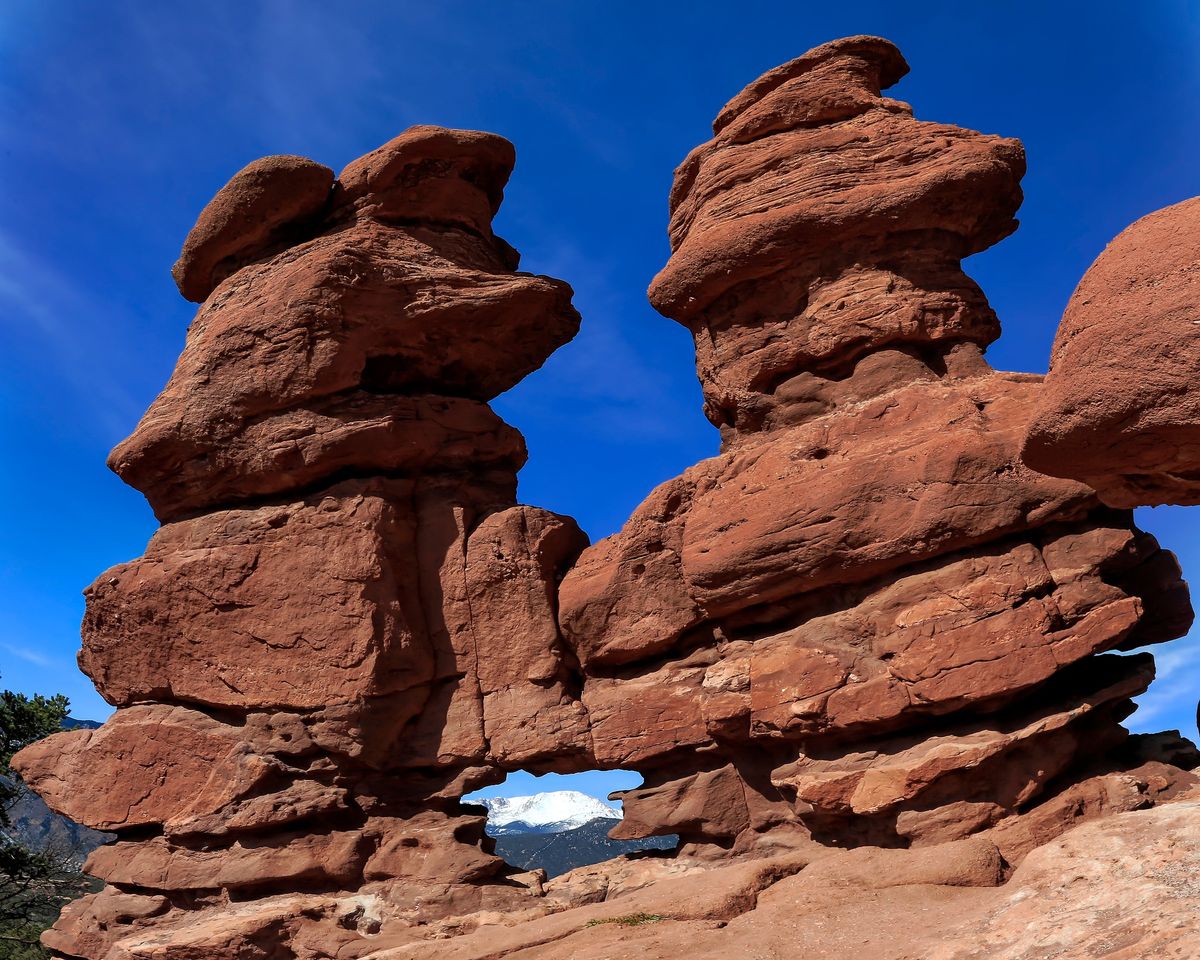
[[492, 818, 675, 878]]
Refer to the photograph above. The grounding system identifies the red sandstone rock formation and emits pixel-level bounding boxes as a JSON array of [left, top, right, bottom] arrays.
[[14, 125, 593, 958], [12, 35, 1200, 960], [648, 35, 1021, 437], [558, 35, 1196, 856], [1023, 196, 1200, 506]]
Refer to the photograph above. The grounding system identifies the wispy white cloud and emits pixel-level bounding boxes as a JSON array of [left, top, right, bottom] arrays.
[[0, 229, 143, 438], [1127, 634, 1200, 737], [0, 641, 59, 670]]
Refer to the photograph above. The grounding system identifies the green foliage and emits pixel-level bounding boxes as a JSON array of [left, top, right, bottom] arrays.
[[0, 937, 51, 960], [0, 688, 68, 827], [0, 675, 80, 959], [0, 688, 69, 766], [585, 912, 667, 928], [0, 846, 88, 959]]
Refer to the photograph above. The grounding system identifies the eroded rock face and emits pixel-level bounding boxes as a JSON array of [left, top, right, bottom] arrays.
[[648, 35, 1023, 436], [13, 125, 591, 960], [559, 34, 1196, 854], [1023, 196, 1200, 506], [13, 35, 1199, 960]]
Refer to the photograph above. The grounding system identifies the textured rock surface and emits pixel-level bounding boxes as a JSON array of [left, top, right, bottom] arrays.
[[378, 797, 1200, 960], [1023, 196, 1200, 506], [558, 33, 1195, 856], [114, 125, 577, 525], [648, 35, 1023, 435], [172, 154, 335, 303], [13, 125, 590, 959], [930, 798, 1200, 960], [13, 35, 1200, 960]]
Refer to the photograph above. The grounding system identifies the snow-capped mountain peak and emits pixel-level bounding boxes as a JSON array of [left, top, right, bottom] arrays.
[[477, 790, 620, 834]]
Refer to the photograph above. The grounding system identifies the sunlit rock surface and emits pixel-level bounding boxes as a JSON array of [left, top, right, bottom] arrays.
[[13, 36, 1199, 960]]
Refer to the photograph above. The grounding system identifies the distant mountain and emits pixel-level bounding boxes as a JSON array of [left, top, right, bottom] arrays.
[[7, 787, 111, 866], [15, 760, 669, 877], [475, 791, 678, 877], [62, 717, 103, 730], [478, 790, 621, 835], [491, 817, 675, 878]]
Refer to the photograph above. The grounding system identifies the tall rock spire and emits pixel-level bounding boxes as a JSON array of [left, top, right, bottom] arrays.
[[558, 36, 1195, 855], [649, 36, 1023, 438], [14, 126, 593, 958]]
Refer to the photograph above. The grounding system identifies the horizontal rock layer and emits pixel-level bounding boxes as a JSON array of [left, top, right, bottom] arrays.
[[118, 137, 579, 523]]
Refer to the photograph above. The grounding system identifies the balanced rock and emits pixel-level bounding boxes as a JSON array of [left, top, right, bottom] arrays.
[[1023, 196, 1200, 506], [172, 154, 334, 303]]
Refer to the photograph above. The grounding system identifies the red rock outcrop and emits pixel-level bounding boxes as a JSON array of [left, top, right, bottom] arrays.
[[371, 794, 1200, 960], [1023, 196, 1200, 506], [13, 35, 1200, 960], [14, 125, 593, 959], [647, 35, 1022, 436], [558, 34, 1196, 855]]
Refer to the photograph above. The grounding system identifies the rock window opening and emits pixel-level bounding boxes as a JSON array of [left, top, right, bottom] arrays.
[[463, 770, 677, 878]]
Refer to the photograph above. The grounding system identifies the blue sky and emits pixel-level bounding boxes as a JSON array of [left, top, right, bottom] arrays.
[[1, 3, 1198, 803]]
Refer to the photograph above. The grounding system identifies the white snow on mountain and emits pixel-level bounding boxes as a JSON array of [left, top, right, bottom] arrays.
[[477, 790, 621, 834]]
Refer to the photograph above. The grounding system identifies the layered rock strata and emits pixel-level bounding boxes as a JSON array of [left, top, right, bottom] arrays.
[[1022, 196, 1200, 506], [14, 126, 593, 958], [12, 35, 1200, 960], [647, 35, 1022, 437], [557, 35, 1197, 854]]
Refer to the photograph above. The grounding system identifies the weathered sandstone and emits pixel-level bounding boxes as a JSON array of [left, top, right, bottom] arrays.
[[172, 154, 335, 303], [648, 35, 1023, 435], [116, 128, 578, 526], [14, 124, 591, 958], [12, 34, 1199, 960], [1023, 196, 1200, 506], [398, 797, 1199, 960], [556, 34, 1194, 855]]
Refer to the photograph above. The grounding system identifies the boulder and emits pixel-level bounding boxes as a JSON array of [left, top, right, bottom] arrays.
[[172, 154, 334, 302], [1023, 196, 1200, 506]]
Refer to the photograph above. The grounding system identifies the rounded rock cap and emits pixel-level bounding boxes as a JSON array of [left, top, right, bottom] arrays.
[[172, 154, 334, 303], [1021, 195, 1200, 506], [713, 35, 909, 135], [333, 125, 516, 235]]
